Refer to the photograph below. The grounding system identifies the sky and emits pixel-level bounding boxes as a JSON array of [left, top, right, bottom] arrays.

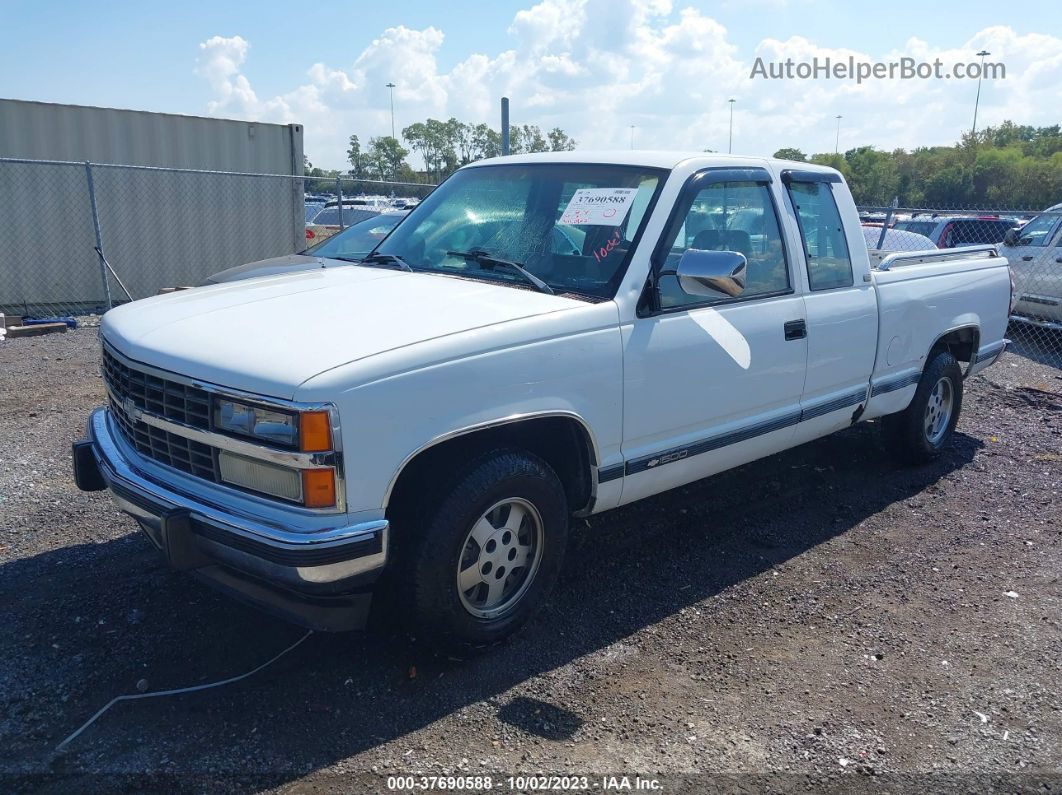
[[2, 0, 1060, 170]]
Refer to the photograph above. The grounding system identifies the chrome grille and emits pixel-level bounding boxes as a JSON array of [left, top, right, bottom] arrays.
[[102, 347, 219, 482], [102, 347, 211, 429]]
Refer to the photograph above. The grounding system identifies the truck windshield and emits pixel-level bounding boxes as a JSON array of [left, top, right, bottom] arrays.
[[374, 163, 666, 299], [1015, 212, 1060, 247]]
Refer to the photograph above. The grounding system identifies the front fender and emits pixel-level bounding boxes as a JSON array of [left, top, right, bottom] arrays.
[[295, 303, 624, 514]]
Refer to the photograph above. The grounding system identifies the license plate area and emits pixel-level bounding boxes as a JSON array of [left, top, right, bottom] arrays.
[[157, 509, 211, 571]]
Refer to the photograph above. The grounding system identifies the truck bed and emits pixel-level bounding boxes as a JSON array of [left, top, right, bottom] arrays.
[[863, 245, 1011, 420]]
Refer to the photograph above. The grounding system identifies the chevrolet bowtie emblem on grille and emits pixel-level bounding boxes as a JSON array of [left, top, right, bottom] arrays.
[[122, 396, 142, 422]]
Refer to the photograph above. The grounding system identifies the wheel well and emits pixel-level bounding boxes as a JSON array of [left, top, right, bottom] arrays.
[[386, 417, 596, 519], [930, 326, 979, 365]]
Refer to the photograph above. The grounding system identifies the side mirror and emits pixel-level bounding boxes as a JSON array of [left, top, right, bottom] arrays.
[[673, 248, 747, 298], [1003, 228, 1019, 247]]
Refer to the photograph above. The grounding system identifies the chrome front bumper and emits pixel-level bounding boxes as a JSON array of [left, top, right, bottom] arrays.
[[74, 407, 388, 630]]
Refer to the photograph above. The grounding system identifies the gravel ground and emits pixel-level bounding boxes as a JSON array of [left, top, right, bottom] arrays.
[[2, 330, 1060, 793]]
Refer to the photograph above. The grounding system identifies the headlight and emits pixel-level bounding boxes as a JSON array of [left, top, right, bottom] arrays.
[[214, 398, 332, 452], [212, 397, 337, 508], [214, 398, 297, 446]]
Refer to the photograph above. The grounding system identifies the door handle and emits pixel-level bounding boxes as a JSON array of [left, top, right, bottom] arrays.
[[1022, 256, 1034, 261], [784, 319, 807, 341]]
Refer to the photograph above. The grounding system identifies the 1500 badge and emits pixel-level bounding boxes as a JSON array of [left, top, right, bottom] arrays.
[[647, 449, 688, 468]]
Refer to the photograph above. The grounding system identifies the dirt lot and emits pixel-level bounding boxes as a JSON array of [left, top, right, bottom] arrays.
[[2, 330, 1060, 793]]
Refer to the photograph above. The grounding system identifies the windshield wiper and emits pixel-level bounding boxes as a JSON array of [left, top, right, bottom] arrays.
[[446, 249, 555, 295], [360, 252, 414, 272]]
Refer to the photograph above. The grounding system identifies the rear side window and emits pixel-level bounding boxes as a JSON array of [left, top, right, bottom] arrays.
[[948, 220, 1012, 245], [894, 220, 936, 237], [787, 181, 853, 290]]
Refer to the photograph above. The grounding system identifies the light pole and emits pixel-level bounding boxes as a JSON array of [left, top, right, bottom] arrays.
[[835, 114, 842, 154], [385, 82, 396, 140], [728, 98, 736, 154], [629, 125, 636, 150], [384, 82, 397, 180], [971, 50, 990, 139]]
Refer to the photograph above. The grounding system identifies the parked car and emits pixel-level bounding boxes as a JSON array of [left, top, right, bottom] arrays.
[[304, 202, 325, 222], [305, 211, 408, 260], [201, 211, 410, 284], [1002, 202, 1062, 330], [305, 205, 381, 245], [892, 215, 1019, 248], [323, 195, 390, 210], [861, 225, 936, 266], [75, 153, 1011, 648]]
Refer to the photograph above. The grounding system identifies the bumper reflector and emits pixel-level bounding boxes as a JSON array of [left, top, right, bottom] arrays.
[[218, 451, 303, 502], [302, 468, 337, 508]]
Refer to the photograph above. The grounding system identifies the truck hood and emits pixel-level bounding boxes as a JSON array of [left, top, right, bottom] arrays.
[[201, 253, 331, 285], [102, 266, 582, 399]]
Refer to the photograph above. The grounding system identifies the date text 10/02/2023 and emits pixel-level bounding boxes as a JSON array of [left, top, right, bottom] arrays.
[[385, 774, 663, 790]]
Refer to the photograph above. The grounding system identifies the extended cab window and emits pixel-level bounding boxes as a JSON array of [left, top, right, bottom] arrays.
[[657, 181, 789, 309], [787, 181, 853, 290]]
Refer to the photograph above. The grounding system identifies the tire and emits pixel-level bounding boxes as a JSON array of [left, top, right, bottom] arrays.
[[397, 448, 568, 649], [883, 349, 964, 464]]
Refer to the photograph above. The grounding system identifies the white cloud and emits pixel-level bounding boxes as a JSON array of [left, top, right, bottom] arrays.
[[194, 35, 256, 114], [193, 5, 1062, 169]]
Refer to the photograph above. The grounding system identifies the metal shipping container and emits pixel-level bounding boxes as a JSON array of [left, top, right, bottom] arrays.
[[0, 98, 305, 314]]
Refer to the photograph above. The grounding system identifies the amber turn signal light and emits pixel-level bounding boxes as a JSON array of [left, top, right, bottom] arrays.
[[302, 468, 336, 508], [299, 411, 332, 452]]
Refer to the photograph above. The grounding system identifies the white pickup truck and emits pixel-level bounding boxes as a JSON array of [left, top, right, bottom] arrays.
[[74, 152, 1012, 647]]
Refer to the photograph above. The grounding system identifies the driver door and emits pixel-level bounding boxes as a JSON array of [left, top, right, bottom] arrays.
[[619, 168, 808, 505]]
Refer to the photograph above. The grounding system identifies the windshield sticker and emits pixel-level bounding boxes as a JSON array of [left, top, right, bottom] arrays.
[[560, 188, 639, 227]]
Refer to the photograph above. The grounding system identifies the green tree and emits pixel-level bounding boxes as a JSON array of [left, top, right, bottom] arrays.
[[843, 146, 900, 206], [446, 118, 476, 165], [437, 118, 461, 173], [547, 127, 577, 152], [808, 152, 850, 177], [346, 134, 366, 178], [511, 124, 548, 154], [402, 121, 441, 178], [356, 117, 575, 182], [367, 136, 409, 181], [773, 147, 806, 161], [470, 123, 501, 160]]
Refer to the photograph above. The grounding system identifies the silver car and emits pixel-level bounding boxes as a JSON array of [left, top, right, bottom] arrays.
[[1002, 203, 1062, 330], [202, 211, 409, 284]]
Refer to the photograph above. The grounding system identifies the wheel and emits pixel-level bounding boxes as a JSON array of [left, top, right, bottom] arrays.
[[883, 349, 964, 463], [398, 448, 568, 649]]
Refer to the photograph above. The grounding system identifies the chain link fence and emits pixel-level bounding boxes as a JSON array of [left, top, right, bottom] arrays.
[[859, 205, 1062, 368], [0, 156, 435, 322], [1, 157, 1058, 368]]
